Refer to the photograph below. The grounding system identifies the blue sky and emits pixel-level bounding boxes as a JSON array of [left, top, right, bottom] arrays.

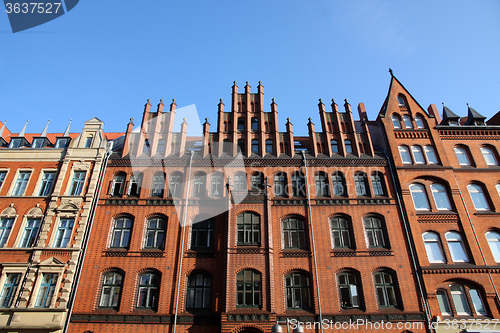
[[1, 0, 499, 136]]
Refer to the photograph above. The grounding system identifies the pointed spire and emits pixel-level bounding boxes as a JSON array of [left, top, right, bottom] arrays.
[[63, 119, 72, 136], [0, 120, 7, 137], [19, 120, 29, 137], [389, 68, 394, 76], [41, 120, 50, 137]]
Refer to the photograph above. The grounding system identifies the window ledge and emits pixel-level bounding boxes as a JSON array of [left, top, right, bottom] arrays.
[[416, 211, 457, 216], [474, 211, 500, 216]]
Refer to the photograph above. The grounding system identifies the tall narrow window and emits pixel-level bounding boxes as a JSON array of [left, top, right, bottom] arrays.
[[223, 139, 231, 154], [430, 184, 452, 210], [409, 184, 430, 210], [193, 174, 206, 197], [210, 173, 223, 197], [251, 118, 258, 132], [237, 270, 261, 308], [285, 272, 310, 309], [11, 171, 31, 196], [338, 272, 359, 309], [469, 289, 488, 316], [99, 272, 123, 308], [467, 184, 490, 210], [315, 173, 329, 197], [237, 139, 245, 155], [422, 232, 446, 263], [110, 174, 126, 197], [37, 171, 56, 196], [237, 212, 260, 245], [391, 116, 401, 129], [450, 285, 471, 315], [237, 118, 245, 132], [142, 139, 151, 155], [283, 217, 307, 249], [331, 172, 345, 196], [454, 147, 471, 166], [151, 173, 165, 197], [399, 146, 412, 164], [0, 171, 6, 190], [274, 173, 287, 197], [111, 217, 133, 248], [364, 217, 386, 248], [415, 116, 425, 129], [411, 146, 425, 164], [35, 274, 58, 308], [250, 173, 262, 190], [251, 139, 259, 154], [186, 273, 211, 309], [397, 95, 406, 106], [137, 273, 159, 310], [481, 147, 498, 166], [0, 218, 14, 247], [191, 219, 214, 249], [168, 173, 182, 197], [0, 274, 21, 308], [19, 218, 40, 247], [265, 139, 273, 154], [157, 140, 166, 155], [371, 172, 386, 196], [445, 232, 469, 262], [331, 217, 351, 249], [69, 171, 86, 196], [53, 218, 74, 248], [145, 217, 166, 249], [437, 290, 452, 316], [354, 172, 369, 196], [402, 115, 413, 129], [128, 173, 142, 197], [291, 173, 305, 197], [486, 231, 500, 262], [233, 173, 247, 191], [84, 136, 93, 148], [374, 272, 397, 307], [424, 146, 439, 164], [344, 140, 353, 153], [331, 140, 339, 153]]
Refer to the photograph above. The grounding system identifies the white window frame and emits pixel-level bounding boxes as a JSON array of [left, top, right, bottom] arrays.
[[424, 146, 439, 164], [0, 169, 10, 194], [481, 147, 498, 166], [409, 183, 430, 211], [422, 232, 446, 263], [467, 184, 490, 211], [33, 169, 57, 197], [445, 232, 469, 263], [398, 146, 412, 164], [454, 147, 472, 166], [430, 184, 452, 210], [402, 115, 413, 129], [411, 145, 426, 164]]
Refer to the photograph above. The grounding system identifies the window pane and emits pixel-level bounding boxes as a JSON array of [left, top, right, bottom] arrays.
[[487, 232, 500, 262], [399, 146, 412, 164], [481, 147, 498, 165], [0, 218, 14, 247], [469, 289, 487, 315], [468, 184, 490, 210], [454, 147, 471, 165], [391, 116, 401, 129], [451, 285, 471, 315], [403, 115, 413, 129], [431, 184, 452, 210], [446, 233, 469, 262], [424, 146, 438, 164], [424, 241, 445, 263], [437, 290, 452, 316], [415, 117, 425, 129], [411, 146, 425, 164], [410, 184, 430, 210]]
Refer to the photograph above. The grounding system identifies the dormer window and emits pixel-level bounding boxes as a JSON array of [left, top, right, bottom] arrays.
[[55, 138, 69, 148], [31, 138, 44, 148], [9, 138, 22, 148], [449, 120, 459, 126], [84, 136, 93, 148]]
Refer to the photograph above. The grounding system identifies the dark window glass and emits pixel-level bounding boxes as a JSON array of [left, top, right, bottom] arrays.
[[286, 273, 310, 309], [137, 273, 159, 310], [99, 272, 123, 308], [111, 217, 133, 248], [237, 212, 260, 245], [237, 270, 261, 307], [331, 217, 351, 249], [186, 273, 212, 309], [191, 219, 214, 249], [338, 272, 360, 309], [364, 217, 386, 248], [145, 217, 166, 249], [283, 217, 307, 249], [374, 272, 397, 307]]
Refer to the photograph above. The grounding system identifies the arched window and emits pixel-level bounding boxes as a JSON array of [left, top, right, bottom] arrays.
[[354, 172, 369, 196], [186, 273, 211, 309], [157, 140, 166, 155], [436, 289, 452, 316], [274, 172, 287, 197], [399, 146, 412, 164], [110, 174, 126, 197], [145, 217, 166, 249], [128, 172, 142, 197], [481, 147, 498, 165], [397, 95, 406, 106], [111, 216, 133, 248], [331, 216, 352, 249], [237, 118, 245, 132], [450, 284, 471, 315], [193, 173, 206, 197], [454, 147, 472, 166], [415, 116, 425, 129], [373, 271, 398, 307], [424, 146, 439, 164], [331, 172, 346, 197], [151, 173, 165, 197], [168, 173, 182, 198], [283, 217, 307, 249], [237, 270, 261, 308], [315, 173, 329, 197], [391, 115, 401, 129], [430, 184, 452, 210], [496, 184, 500, 197], [445, 232, 469, 262], [251, 139, 259, 154], [285, 272, 310, 309], [237, 212, 260, 245], [210, 173, 224, 197], [84, 135, 93, 148], [137, 272, 159, 310], [486, 231, 500, 262], [422, 232, 445, 263], [191, 219, 215, 250], [439, 284, 488, 316], [250, 173, 263, 190], [338, 272, 360, 309], [371, 172, 386, 196], [234, 172, 247, 191], [344, 140, 353, 153], [265, 139, 273, 154], [467, 184, 490, 210], [411, 146, 425, 164], [364, 216, 387, 248], [331, 140, 339, 153], [409, 184, 430, 210], [291, 172, 305, 197], [402, 115, 413, 129], [99, 272, 123, 308], [251, 118, 258, 132]]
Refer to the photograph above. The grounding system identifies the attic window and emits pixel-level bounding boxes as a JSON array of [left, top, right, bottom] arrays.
[[449, 120, 459, 126], [397, 95, 406, 106], [31, 138, 44, 148], [84, 136, 93, 148], [9, 138, 22, 148], [55, 138, 69, 148]]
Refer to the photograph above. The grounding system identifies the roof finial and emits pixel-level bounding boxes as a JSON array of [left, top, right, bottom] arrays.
[[160, 98, 164, 103], [205, 118, 209, 123], [258, 81, 262, 85], [246, 81, 249, 85], [272, 98, 275, 103], [220, 98, 223, 103], [147, 99, 151, 103], [344, 98, 349, 104], [233, 81, 237, 85], [19, 120, 29, 137], [63, 119, 72, 137], [41, 119, 50, 137], [331, 98, 335, 104], [389, 68, 393, 76], [319, 98, 322, 103], [0, 120, 7, 137]]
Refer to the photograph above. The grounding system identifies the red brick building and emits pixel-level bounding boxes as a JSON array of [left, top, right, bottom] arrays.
[[68, 82, 427, 333], [375, 71, 500, 332]]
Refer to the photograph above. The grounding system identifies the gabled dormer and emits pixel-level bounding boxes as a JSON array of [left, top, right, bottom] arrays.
[[8, 120, 30, 148], [440, 105, 461, 126], [464, 105, 486, 126], [54, 119, 72, 149], [31, 120, 51, 148]]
